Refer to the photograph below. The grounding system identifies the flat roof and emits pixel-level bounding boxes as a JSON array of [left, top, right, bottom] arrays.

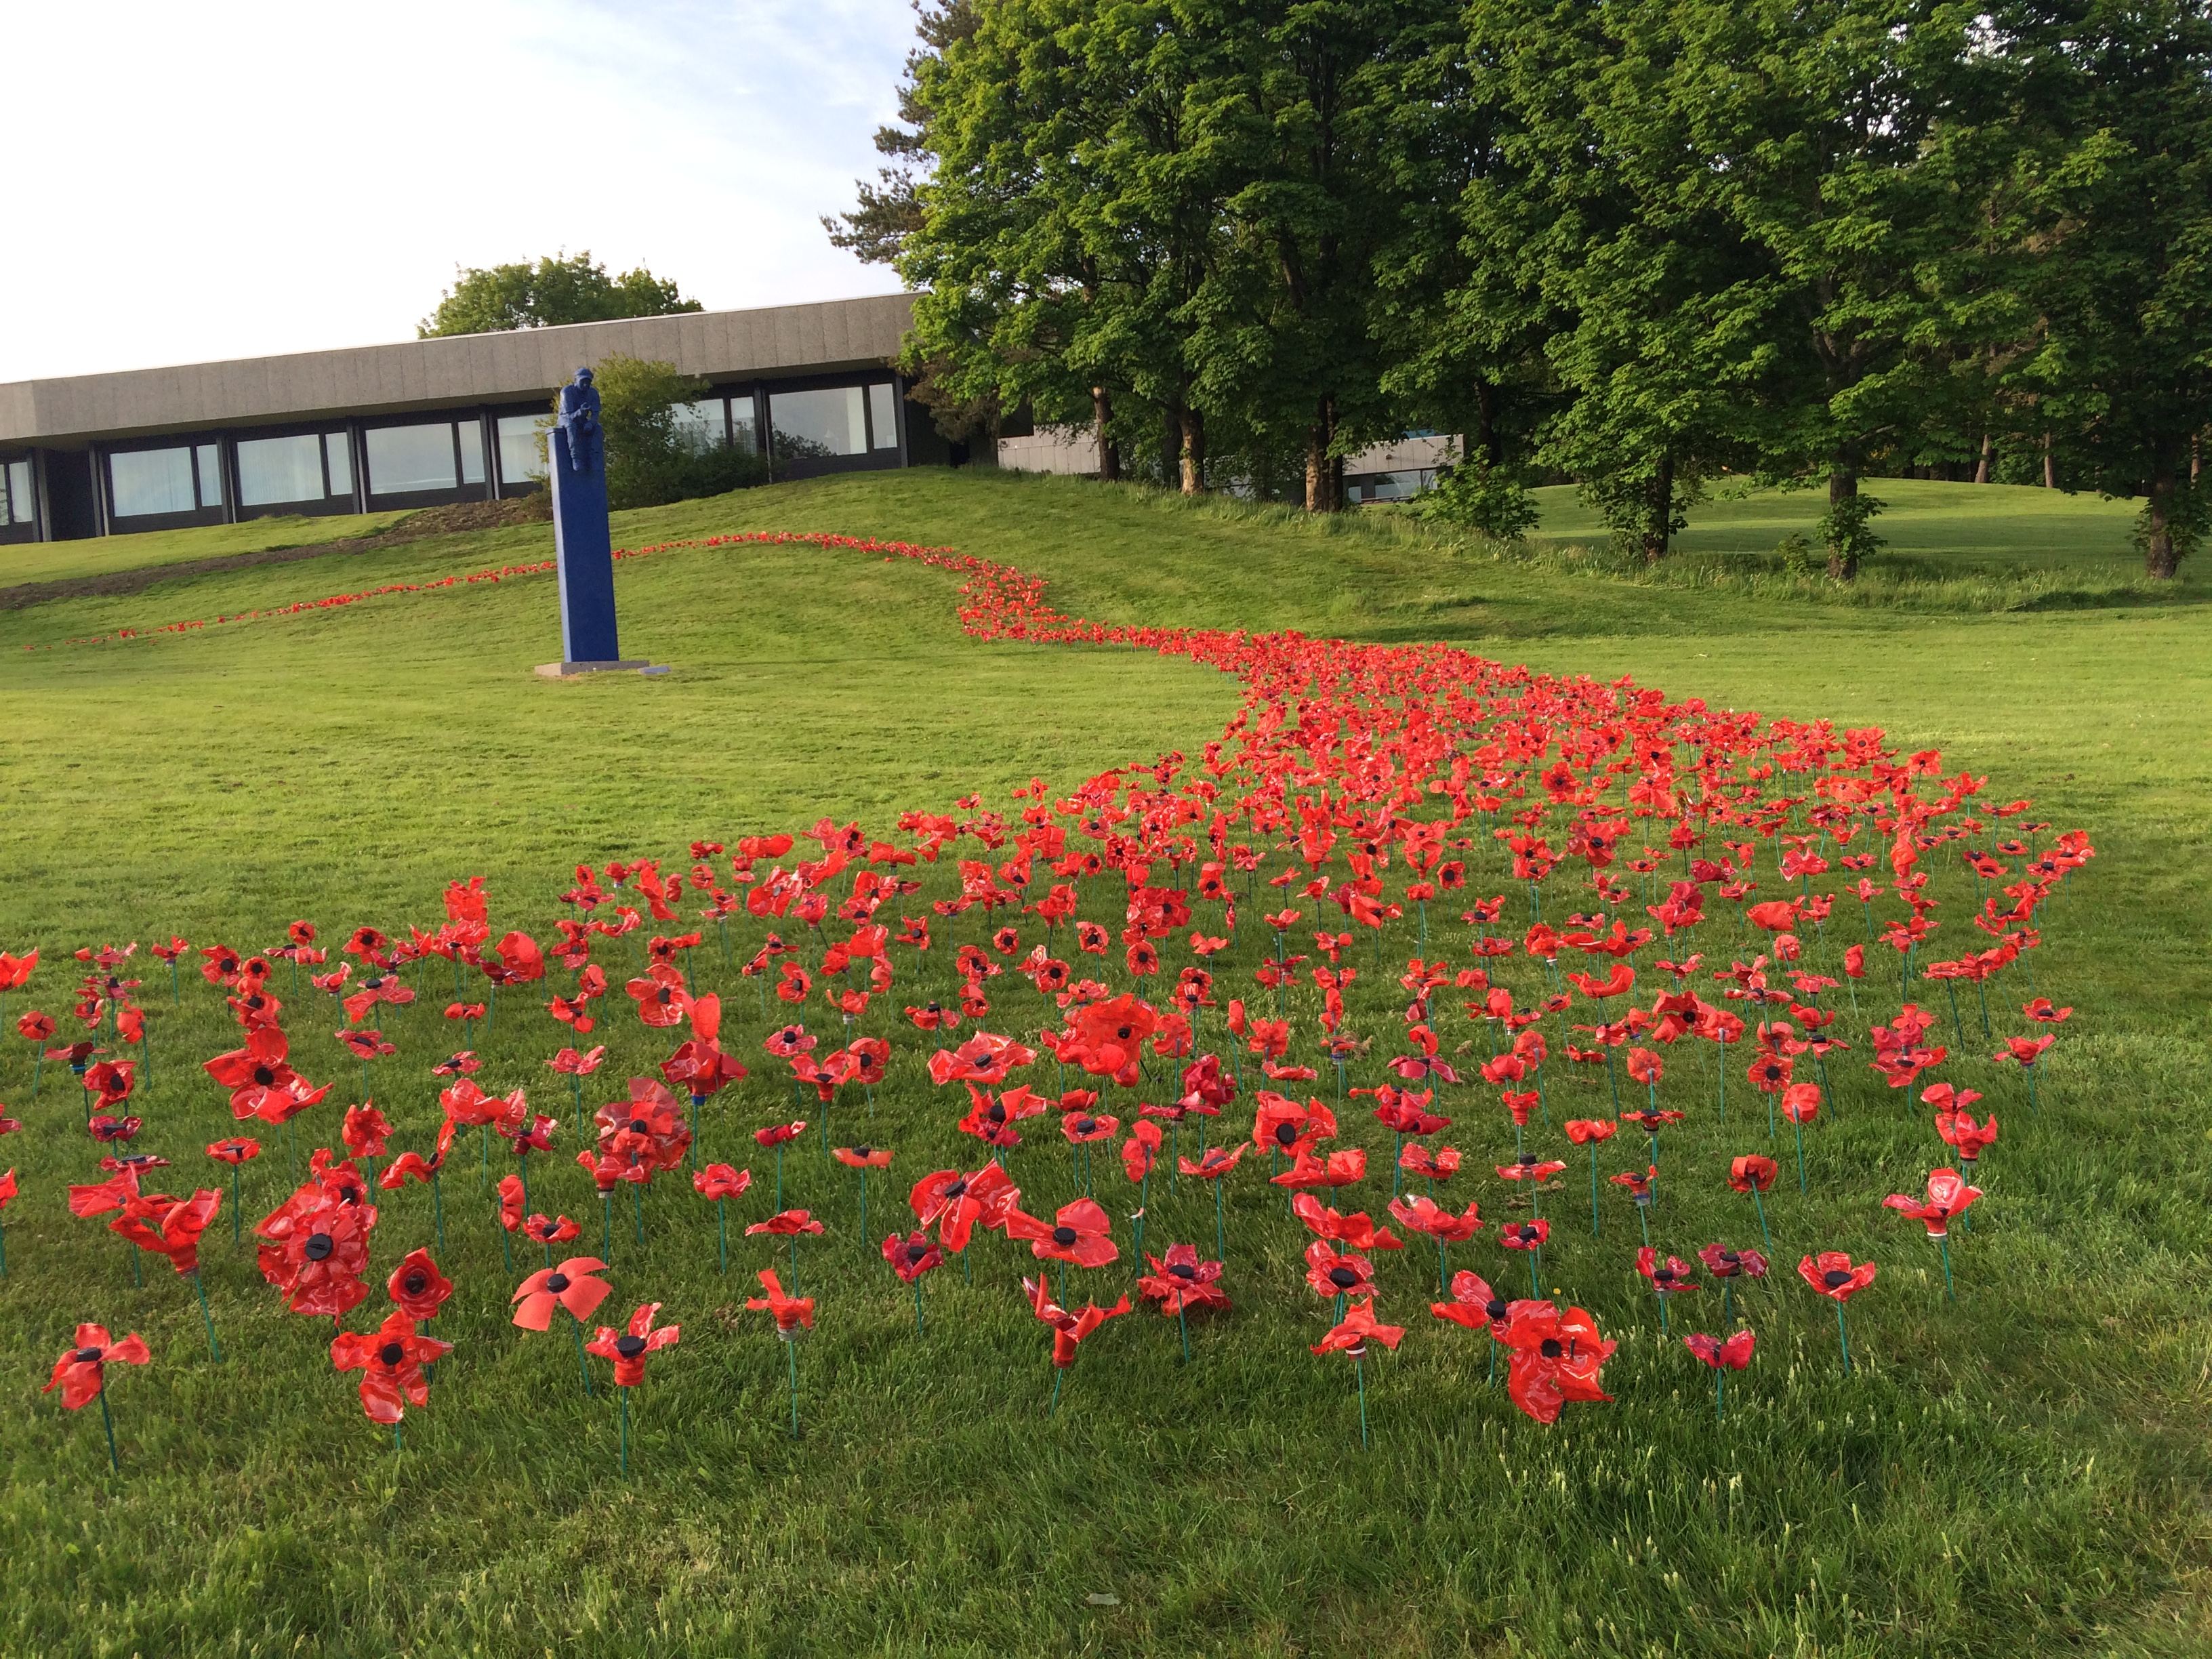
[[0, 292, 916, 449]]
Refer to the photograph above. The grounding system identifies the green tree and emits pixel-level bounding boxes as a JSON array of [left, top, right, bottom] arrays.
[[580, 355, 768, 511], [2008, 0, 2212, 578], [419, 253, 701, 338]]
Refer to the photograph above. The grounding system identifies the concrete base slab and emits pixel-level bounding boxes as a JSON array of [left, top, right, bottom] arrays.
[[534, 660, 667, 678]]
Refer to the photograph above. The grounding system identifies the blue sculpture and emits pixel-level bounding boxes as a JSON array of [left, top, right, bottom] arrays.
[[541, 367, 652, 674]]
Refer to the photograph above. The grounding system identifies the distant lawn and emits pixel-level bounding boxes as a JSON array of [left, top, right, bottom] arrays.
[[1528, 478, 2143, 571], [0, 509, 405, 587]]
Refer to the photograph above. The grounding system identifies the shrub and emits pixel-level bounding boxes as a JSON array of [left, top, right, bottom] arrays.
[[1412, 455, 1542, 539]]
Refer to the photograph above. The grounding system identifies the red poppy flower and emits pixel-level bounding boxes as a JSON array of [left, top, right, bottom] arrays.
[[206, 1136, 262, 1166], [1697, 1243, 1769, 1279], [2022, 998, 2072, 1024], [882, 1229, 946, 1283], [16, 1010, 56, 1044], [335, 1029, 396, 1063], [1121, 1120, 1164, 1183], [331, 1311, 451, 1423], [512, 1256, 612, 1330], [1781, 1083, 1821, 1125], [1004, 1196, 1118, 1268], [43, 1324, 150, 1410], [1386, 1193, 1485, 1242], [98, 1151, 167, 1178], [1729, 1155, 1778, 1194], [1251, 1094, 1336, 1159], [1883, 1168, 1982, 1238], [387, 1247, 453, 1319], [1798, 1250, 1878, 1301], [380, 1122, 456, 1189], [1272, 1147, 1368, 1189], [495, 1172, 527, 1233], [1635, 1247, 1700, 1296], [1936, 1108, 1999, 1163], [1494, 1153, 1566, 1184], [1366, 1086, 1449, 1137], [625, 964, 692, 1028], [342, 1103, 392, 1160], [1993, 1033, 2056, 1068], [549, 1044, 609, 1077], [1683, 1330, 1755, 1370], [1061, 1110, 1120, 1145], [262, 1199, 374, 1318], [1137, 1244, 1229, 1315], [1179, 1144, 1248, 1181], [746, 1267, 815, 1337], [1024, 1275, 1130, 1367], [1304, 1239, 1378, 1300], [594, 1078, 693, 1176], [1498, 1218, 1549, 1252], [909, 1162, 1019, 1252], [83, 1059, 136, 1110], [693, 1163, 752, 1201], [754, 1121, 808, 1149], [0, 949, 37, 991], [1399, 1143, 1462, 1180], [1497, 1300, 1615, 1423], [587, 1301, 680, 1387], [1618, 1107, 1684, 1135], [745, 1208, 826, 1238], [1291, 1193, 1404, 1252], [833, 1145, 895, 1170], [1311, 1296, 1405, 1358], [926, 1030, 1039, 1087], [1430, 1269, 1512, 1332], [87, 1113, 142, 1145], [1563, 1118, 1617, 1147], [108, 1188, 222, 1275], [0, 1168, 16, 1209], [525, 1214, 583, 1248]]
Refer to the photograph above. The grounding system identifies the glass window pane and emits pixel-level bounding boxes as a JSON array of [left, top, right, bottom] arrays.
[[770, 386, 867, 459], [365, 424, 458, 495], [673, 398, 722, 454], [110, 447, 198, 517], [456, 419, 485, 485], [731, 405, 758, 455], [496, 415, 545, 487], [868, 383, 899, 450], [3, 459, 26, 524], [237, 434, 327, 507], [325, 433, 354, 497], [196, 444, 224, 507]]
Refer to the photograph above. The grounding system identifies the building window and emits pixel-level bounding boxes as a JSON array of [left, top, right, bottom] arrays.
[[237, 434, 329, 508], [325, 432, 354, 497], [457, 418, 486, 486], [3, 459, 31, 525], [365, 424, 459, 495], [197, 445, 224, 508], [673, 398, 725, 454], [771, 386, 869, 459], [496, 415, 544, 489], [868, 383, 899, 451], [731, 402, 759, 455], [109, 447, 202, 518]]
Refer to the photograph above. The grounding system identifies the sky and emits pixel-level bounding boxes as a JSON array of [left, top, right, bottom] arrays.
[[3, 0, 918, 383]]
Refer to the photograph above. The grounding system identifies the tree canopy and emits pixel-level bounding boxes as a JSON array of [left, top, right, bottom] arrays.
[[831, 0, 2212, 577], [418, 252, 701, 339]]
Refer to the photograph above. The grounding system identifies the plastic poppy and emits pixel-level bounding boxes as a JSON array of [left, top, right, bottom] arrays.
[[331, 1311, 451, 1425], [909, 1162, 1018, 1252], [745, 1208, 826, 1237], [1497, 1299, 1615, 1424], [512, 1256, 613, 1330], [882, 1229, 946, 1284], [1305, 1239, 1377, 1301], [1136, 1244, 1229, 1316], [1023, 1273, 1130, 1368], [1429, 1269, 1512, 1334], [1729, 1156, 1778, 1193], [1799, 1250, 1877, 1371], [1936, 1107, 1999, 1164], [1179, 1144, 1247, 1180], [1683, 1329, 1755, 1419], [1251, 1094, 1336, 1159], [260, 1197, 373, 1318], [1004, 1196, 1118, 1269], [387, 1247, 453, 1320], [1399, 1143, 1461, 1181], [1311, 1296, 1405, 1358], [1271, 1147, 1368, 1189], [1291, 1193, 1404, 1252], [1883, 1168, 1982, 1240], [745, 1267, 815, 1337], [44, 1323, 150, 1410], [694, 1163, 751, 1200], [832, 1145, 895, 1170], [109, 1188, 222, 1275], [754, 1121, 807, 1148], [587, 1301, 680, 1387]]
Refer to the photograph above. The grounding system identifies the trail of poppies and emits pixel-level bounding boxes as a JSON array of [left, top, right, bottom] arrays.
[[3, 523, 2095, 1459]]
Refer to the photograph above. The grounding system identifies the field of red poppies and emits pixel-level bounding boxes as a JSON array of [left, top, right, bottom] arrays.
[[0, 470, 2205, 1657]]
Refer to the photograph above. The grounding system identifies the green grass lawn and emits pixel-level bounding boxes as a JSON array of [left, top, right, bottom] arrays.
[[0, 471, 2206, 1657], [0, 509, 407, 588], [1527, 478, 2145, 571]]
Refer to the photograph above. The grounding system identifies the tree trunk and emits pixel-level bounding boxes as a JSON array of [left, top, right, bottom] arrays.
[[1974, 432, 1992, 485], [1826, 469, 1860, 581], [1641, 452, 1673, 564], [1178, 407, 1206, 495], [1092, 387, 1119, 483], [1475, 377, 1502, 467], [2145, 459, 2181, 579], [1305, 394, 1338, 512], [2043, 431, 2057, 489]]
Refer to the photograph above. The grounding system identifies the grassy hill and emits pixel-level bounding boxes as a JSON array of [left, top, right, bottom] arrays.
[[0, 470, 2205, 1656]]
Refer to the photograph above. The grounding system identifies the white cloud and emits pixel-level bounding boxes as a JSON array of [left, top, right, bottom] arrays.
[[3, 0, 916, 380]]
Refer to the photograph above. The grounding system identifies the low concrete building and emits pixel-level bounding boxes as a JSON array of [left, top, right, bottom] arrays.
[[994, 426, 1458, 501], [0, 293, 968, 544]]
